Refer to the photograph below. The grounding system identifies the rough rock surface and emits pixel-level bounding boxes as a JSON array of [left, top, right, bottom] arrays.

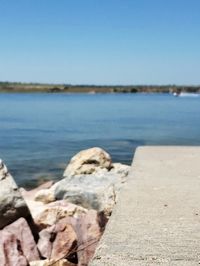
[[0, 218, 40, 265], [0, 159, 31, 229], [51, 163, 130, 215], [37, 218, 78, 261], [0, 230, 28, 266], [34, 200, 87, 230], [63, 147, 112, 177]]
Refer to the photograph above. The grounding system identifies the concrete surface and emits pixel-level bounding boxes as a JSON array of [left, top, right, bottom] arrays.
[[90, 147, 200, 265]]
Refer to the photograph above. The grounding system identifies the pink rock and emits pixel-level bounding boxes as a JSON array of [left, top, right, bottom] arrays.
[[37, 208, 108, 265], [0, 218, 40, 266], [74, 210, 108, 266], [38, 218, 77, 262], [51, 221, 77, 261], [0, 230, 28, 266]]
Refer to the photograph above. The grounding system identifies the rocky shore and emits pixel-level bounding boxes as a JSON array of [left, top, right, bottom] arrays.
[[0, 147, 130, 266]]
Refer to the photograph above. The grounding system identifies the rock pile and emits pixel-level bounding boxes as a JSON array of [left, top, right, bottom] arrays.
[[0, 147, 130, 266]]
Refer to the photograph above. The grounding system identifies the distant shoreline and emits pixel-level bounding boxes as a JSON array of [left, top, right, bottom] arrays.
[[0, 82, 200, 94]]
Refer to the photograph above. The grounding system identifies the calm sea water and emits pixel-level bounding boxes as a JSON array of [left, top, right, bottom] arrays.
[[0, 93, 200, 187]]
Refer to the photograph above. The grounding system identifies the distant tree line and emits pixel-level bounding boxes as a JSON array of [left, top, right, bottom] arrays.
[[0, 82, 200, 93]]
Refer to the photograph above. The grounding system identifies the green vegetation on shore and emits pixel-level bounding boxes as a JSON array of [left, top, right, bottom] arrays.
[[0, 81, 200, 93]]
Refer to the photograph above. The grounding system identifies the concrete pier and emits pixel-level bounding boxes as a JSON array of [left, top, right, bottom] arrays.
[[90, 147, 200, 265]]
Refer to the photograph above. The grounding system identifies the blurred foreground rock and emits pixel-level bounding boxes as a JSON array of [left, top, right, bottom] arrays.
[[36, 209, 107, 266], [37, 218, 77, 261], [0, 160, 31, 229], [74, 210, 108, 266], [33, 200, 87, 230], [0, 218, 40, 265]]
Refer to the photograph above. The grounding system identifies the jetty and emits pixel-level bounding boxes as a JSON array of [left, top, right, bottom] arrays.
[[90, 146, 200, 265]]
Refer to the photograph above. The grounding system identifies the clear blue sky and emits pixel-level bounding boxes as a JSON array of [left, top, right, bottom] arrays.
[[0, 0, 200, 85]]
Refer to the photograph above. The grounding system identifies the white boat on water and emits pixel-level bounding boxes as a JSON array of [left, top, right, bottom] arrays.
[[173, 92, 200, 97]]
